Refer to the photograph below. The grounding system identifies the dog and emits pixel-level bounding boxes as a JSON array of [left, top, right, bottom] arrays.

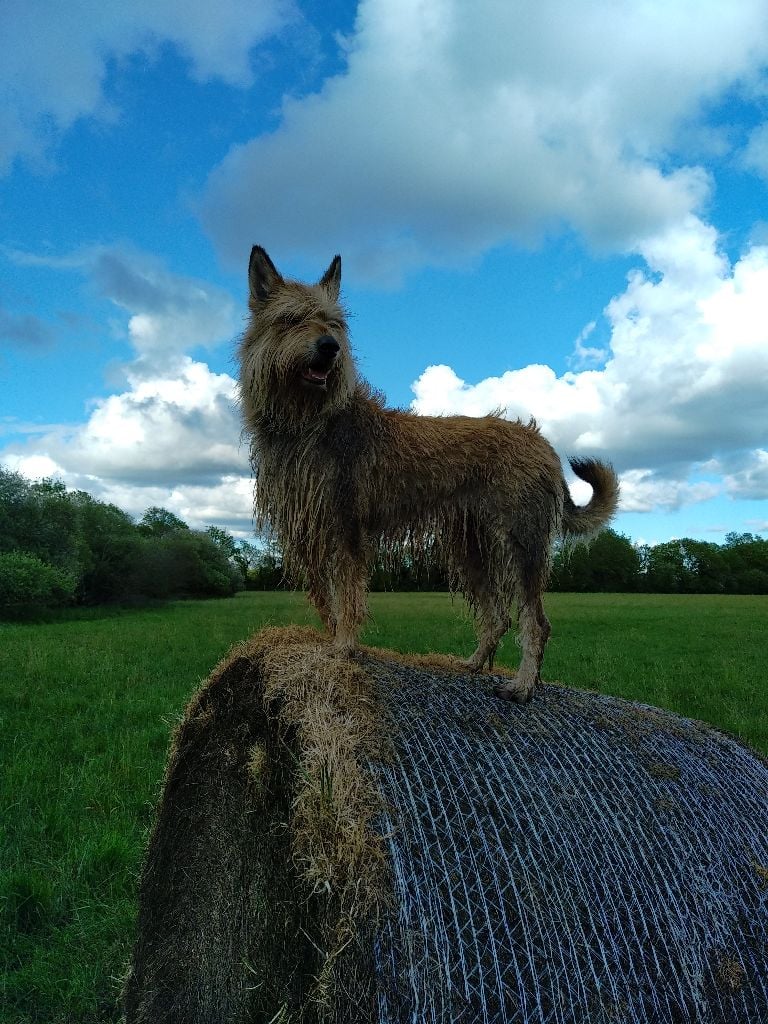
[[238, 246, 619, 702]]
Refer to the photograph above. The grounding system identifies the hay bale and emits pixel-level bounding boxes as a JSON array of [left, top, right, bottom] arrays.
[[124, 627, 768, 1023]]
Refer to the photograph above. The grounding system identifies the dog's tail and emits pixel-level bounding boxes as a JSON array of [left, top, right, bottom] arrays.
[[562, 457, 620, 539]]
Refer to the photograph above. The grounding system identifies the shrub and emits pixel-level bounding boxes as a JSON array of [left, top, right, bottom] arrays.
[[0, 551, 76, 610]]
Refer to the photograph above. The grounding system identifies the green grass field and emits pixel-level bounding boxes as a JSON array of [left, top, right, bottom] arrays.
[[2, 590, 766, 1023]]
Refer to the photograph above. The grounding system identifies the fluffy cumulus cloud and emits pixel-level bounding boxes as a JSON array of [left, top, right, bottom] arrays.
[[200, 0, 768, 280], [0, 0, 294, 173], [412, 217, 768, 511], [34, 358, 243, 486], [2, 247, 254, 533]]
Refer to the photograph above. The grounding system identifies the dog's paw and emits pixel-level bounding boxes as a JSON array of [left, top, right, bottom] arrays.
[[493, 678, 536, 704]]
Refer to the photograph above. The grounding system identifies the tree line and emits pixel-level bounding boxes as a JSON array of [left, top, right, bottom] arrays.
[[248, 528, 768, 595], [2, 466, 766, 613], [0, 467, 247, 612], [548, 528, 768, 594]]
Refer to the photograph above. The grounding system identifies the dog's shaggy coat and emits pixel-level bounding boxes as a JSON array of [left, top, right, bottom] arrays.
[[239, 247, 619, 701]]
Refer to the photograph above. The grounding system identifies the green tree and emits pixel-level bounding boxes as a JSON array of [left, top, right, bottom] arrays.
[[206, 525, 236, 557], [137, 507, 190, 537], [722, 533, 768, 593], [678, 539, 728, 593], [30, 478, 82, 573], [550, 543, 591, 592], [136, 531, 242, 598], [205, 525, 249, 587], [245, 536, 285, 590], [641, 541, 687, 592], [0, 468, 37, 554], [67, 491, 144, 603], [231, 539, 259, 583], [550, 530, 639, 592], [0, 469, 82, 573]]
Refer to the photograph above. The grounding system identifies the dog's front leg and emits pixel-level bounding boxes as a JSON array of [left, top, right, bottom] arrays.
[[330, 546, 369, 658], [307, 568, 335, 636]]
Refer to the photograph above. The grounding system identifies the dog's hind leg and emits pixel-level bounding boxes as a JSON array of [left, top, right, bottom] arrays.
[[457, 524, 512, 672], [462, 597, 511, 672], [494, 542, 551, 704]]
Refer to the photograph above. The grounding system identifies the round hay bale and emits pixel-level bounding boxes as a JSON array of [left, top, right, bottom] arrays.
[[124, 627, 768, 1023]]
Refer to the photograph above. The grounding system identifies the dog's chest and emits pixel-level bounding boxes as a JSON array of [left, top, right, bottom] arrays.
[[263, 410, 375, 498]]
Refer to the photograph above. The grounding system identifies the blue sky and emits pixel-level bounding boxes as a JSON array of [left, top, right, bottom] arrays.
[[1, 0, 768, 544]]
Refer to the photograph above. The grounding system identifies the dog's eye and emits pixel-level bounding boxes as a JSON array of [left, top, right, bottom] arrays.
[[326, 319, 343, 332], [277, 313, 305, 328]]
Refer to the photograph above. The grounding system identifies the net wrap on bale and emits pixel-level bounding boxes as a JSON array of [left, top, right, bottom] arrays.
[[125, 626, 768, 1024]]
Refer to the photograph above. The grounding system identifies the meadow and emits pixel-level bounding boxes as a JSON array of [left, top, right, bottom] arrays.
[[1, 590, 766, 1023]]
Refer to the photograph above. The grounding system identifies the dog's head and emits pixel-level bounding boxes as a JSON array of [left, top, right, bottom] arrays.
[[239, 246, 356, 427]]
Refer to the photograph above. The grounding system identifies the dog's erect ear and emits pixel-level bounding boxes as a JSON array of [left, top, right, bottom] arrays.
[[318, 254, 342, 301], [249, 246, 283, 303]]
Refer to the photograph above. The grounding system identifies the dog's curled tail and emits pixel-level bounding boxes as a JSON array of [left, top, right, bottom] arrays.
[[562, 457, 620, 539]]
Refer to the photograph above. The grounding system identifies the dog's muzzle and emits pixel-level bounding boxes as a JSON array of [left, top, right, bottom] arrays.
[[302, 335, 340, 388]]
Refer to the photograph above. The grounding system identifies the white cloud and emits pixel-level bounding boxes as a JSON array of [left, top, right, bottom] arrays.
[[411, 217, 768, 512], [617, 470, 721, 513], [723, 450, 768, 501], [52, 357, 242, 485], [2, 247, 254, 533], [200, 0, 768, 281], [5, 454, 64, 482], [3, 356, 249, 524], [0, 0, 294, 174]]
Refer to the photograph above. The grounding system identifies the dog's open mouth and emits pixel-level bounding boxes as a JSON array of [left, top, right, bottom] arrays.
[[301, 367, 330, 388], [301, 336, 339, 390]]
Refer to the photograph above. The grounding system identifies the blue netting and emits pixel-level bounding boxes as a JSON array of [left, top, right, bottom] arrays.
[[363, 658, 768, 1024]]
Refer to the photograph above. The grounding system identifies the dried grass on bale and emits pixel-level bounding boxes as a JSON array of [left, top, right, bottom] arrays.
[[252, 626, 387, 910], [124, 626, 768, 1024], [124, 626, 388, 1023]]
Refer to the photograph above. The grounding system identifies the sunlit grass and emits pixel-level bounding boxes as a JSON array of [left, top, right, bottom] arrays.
[[2, 591, 766, 1021]]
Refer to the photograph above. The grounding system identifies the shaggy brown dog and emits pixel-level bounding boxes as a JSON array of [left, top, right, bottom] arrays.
[[239, 247, 619, 702]]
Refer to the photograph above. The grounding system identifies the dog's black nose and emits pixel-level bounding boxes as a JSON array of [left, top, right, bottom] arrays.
[[315, 335, 340, 356]]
